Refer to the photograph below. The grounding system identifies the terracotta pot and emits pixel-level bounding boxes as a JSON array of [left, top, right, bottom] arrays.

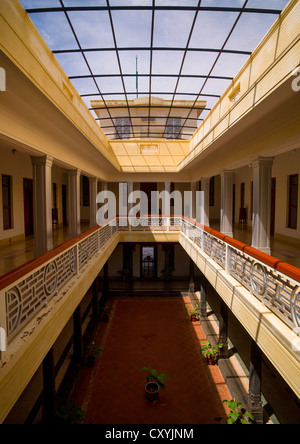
[[145, 381, 159, 402], [208, 356, 217, 366], [86, 356, 96, 368]]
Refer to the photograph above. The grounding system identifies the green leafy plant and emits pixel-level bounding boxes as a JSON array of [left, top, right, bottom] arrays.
[[200, 340, 223, 358], [100, 305, 113, 321], [118, 267, 130, 281], [55, 402, 84, 424], [85, 342, 102, 359], [140, 365, 169, 390], [223, 399, 254, 424], [183, 304, 199, 319]]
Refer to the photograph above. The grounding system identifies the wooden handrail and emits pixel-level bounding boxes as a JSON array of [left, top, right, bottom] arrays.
[[0, 225, 100, 291], [0, 216, 299, 292]]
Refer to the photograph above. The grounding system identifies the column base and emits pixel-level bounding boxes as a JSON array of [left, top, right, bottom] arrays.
[[251, 245, 271, 256], [221, 231, 233, 238], [248, 392, 264, 424]]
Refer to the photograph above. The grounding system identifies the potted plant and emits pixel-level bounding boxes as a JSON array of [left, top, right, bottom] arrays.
[[223, 399, 255, 424], [84, 342, 102, 367], [160, 267, 174, 280], [140, 365, 169, 402], [200, 340, 223, 365], [100, 305, 113, 322], [183, 304, 199, 321], [55, 402, 84, 424], [118, 267, 130, 282]]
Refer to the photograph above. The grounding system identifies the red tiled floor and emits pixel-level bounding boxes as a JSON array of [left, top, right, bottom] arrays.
[[74, 296, 231, 424]]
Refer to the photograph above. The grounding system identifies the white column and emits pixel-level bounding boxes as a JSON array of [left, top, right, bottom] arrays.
[[68, 169, 81, 238], [31, 155, 53, 257], [201, 178, 210, 227], [89, 177, 98, 228], [252, 157, 274, 255], [220, 170, 235, 238]]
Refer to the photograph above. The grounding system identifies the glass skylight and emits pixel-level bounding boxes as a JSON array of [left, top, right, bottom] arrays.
[[19, 0, 290, 140]]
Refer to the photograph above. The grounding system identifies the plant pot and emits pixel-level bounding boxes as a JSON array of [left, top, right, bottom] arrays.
[[202, 355, 209, 365], [190, 314, 198, 322], [86, 356, 96, 368], [145, 381, 159, 402], [208, 356, 217, 366]]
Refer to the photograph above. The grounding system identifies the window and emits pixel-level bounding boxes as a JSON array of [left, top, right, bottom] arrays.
[[288, 174, 298, 229], [2, 174, 12, 230], [115, 117, 130, 139], [166, 118, 182, 139]]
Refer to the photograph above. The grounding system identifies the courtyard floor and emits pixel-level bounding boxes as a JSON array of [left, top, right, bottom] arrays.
[[73, 296, 231, 425]]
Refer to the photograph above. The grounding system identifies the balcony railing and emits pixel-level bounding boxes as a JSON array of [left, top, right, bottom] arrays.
[[0, 216, 299, 350]]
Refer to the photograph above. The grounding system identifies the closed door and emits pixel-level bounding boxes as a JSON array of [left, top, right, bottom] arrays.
[[23, 178, 34, 237], [140, 183, 157, 214], [270, 178, 276, 236], [62, 184, 67, 225]]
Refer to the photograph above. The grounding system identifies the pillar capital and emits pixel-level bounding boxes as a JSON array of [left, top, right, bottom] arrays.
[[67, 168, 81, 177], [252, 156, 274, 169], [31, 154, 53, 168]]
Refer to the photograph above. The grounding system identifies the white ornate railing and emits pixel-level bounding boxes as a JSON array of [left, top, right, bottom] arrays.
[[0, 223, 118, 343], [0, 216, 299, 349]]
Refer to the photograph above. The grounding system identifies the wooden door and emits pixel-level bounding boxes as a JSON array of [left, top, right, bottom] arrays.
[[23, 178, 34, 237]]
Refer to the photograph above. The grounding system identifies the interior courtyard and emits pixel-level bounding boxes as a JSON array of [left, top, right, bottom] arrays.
[[0, 0, 300, 425]]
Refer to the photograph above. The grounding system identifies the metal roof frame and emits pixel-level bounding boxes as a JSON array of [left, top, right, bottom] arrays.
[[23, 0, 286, 140]]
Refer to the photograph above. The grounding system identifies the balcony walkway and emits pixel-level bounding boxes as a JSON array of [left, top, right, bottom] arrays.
[[0, 223, 299, 277], [73, 296, 231, 425]]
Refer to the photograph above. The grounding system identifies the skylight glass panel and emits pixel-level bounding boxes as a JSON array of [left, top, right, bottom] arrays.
[[29, 12, 78, 50], [68, 11, 114, 49], [152, 50, 183, 75], [109, 0, 152, 6], [181, 51, 218, 76], [55, 52, 90, 77], [211, 52, 249, 77], [224, 13, 279, 51], [246, 0, 289, 10], [201, 77, 233, 97], [200, 0, 245, 7], [151, 77, 178, 95], [96, 77, 124, 95], [119, 50, 150, 75], [153, 10, 196, 48], [124, 76, 149, 96], [189, 11, 239, 49], [110, 10, 152, 48], [177, 77, 205, 95], [20, 0, 61, 8], [70, 77, 100, 96], [84, 51, 120, 75], [63, 0, 106, 6], [155, 0, 200, 5]]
